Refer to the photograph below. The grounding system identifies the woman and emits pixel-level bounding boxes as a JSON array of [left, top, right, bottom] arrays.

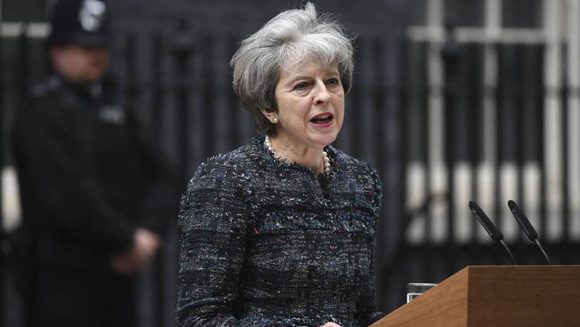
[[177, 3, 383, 326]]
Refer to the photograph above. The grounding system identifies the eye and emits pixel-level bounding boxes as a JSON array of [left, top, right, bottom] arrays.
[[293, 82, 308, 90], [292, 81, 310, 91], [326, 78, 341, 86]]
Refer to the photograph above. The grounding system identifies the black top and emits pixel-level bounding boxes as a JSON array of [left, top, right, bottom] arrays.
[[12, 75, 176, 274], [177, 137, 383, 327]]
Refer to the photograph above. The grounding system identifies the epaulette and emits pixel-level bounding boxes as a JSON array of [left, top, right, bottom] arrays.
[[29, 76, 63, 98]]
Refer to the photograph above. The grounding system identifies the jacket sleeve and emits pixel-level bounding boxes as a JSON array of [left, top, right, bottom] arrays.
[[13, 101, 135, 254], [355, 166, 386, 326], [176, 157, 250, 327]]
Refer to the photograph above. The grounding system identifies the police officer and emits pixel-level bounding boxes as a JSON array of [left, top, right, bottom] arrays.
[[12, 0, 177, 326]]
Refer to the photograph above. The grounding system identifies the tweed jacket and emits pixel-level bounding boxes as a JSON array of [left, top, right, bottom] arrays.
[[177, 137, 383, 327]]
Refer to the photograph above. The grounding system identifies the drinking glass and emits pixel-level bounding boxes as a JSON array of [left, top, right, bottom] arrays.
[[406, 282, 437, 303]]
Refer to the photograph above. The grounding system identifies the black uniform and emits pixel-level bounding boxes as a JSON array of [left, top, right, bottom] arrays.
[[12, 74, 176, 327]]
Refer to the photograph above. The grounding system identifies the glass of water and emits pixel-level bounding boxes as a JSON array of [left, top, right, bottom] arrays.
[[406, 282, 437, 303]]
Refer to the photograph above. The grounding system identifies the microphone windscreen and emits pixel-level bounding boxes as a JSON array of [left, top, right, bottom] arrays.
[[469, 201, 504, 242], [508, 200, 538, 241]]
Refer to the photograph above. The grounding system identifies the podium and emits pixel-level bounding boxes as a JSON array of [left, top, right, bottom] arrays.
[[372, 265, 580, 327]]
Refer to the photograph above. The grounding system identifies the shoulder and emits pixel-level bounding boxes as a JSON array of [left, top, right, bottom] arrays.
[[14, 77, 69, 134], [330, 146, 382, 206], [331, 146, 380, 182], [20, 76, 72, 121], [29, 75, 64, 100], [186, 142, 258, 192], [180, 144, 256, 230]]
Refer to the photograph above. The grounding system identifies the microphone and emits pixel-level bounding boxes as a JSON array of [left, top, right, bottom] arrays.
[[468, 201, 518, 265], [507, 200, 551, 264]]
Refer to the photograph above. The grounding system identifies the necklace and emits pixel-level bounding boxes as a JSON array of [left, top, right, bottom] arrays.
[[264, 135, 330, 175]]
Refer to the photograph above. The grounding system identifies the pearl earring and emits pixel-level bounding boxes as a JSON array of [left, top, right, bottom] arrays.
[[272, 117, 278, 124]]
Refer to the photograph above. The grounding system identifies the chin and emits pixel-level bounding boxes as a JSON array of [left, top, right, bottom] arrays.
[[312, 133, 338, 147]]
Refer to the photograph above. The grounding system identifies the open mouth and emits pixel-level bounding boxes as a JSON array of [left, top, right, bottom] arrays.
[[310, 113, 334, 124]]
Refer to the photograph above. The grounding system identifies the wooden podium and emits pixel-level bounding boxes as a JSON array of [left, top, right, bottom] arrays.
[[372, 265, 580, 327]]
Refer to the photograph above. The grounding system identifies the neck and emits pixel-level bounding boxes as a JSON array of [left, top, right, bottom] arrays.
[[267, 135, 325, 174]]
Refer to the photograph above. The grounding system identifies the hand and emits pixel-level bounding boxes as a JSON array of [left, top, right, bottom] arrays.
[[320, 323, 341, 327], [111, 228, 161, 274]]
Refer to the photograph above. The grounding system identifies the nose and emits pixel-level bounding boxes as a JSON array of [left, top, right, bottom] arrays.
[[85, 47, 109, 61], [313, 81, 331, 105]]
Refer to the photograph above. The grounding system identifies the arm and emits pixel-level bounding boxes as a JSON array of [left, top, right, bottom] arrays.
[[355, 167, 385, 326], [13, 101, 134, 254], [126, 108, 181, 236], [108, 110, 176, 273], [176, 158, 249, 327], [355, 255, 385, 326]]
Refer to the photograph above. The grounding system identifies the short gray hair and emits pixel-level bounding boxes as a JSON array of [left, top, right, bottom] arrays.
[[231, 2, 354, 135]]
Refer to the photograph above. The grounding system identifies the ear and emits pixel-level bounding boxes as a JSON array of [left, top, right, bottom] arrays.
[[260, 109, 278, 124]]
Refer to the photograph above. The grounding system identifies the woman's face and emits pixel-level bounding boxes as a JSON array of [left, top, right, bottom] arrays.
[[271, 61, 345, 150]]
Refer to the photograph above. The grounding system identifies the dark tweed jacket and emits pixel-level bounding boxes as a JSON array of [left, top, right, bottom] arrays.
[[177, 137, 383, 327]]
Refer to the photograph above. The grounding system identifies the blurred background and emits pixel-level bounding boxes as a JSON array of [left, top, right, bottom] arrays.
[[2, 0, 580, 326]]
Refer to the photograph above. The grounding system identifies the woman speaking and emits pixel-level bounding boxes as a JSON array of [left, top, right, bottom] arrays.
[[177, 3, 384, 326]]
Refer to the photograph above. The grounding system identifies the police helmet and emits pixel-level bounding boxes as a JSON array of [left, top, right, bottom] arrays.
[[48, 0, 110, 47]]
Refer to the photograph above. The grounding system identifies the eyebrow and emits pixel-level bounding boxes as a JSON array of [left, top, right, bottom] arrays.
[[285, 71, 341, 85]]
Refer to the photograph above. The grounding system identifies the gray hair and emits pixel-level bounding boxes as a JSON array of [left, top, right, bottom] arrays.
[[230, 2, 354, 135]]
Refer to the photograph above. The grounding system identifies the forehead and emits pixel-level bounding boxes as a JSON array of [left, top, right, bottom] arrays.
[[279, 59, 339, 79], [55, 44, 108, 53]]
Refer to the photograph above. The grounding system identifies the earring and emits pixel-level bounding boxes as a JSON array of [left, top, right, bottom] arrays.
[[272, 117, 278, 124]]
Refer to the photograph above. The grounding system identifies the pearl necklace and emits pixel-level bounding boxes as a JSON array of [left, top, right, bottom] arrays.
[[264, 135, 331, 175]]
